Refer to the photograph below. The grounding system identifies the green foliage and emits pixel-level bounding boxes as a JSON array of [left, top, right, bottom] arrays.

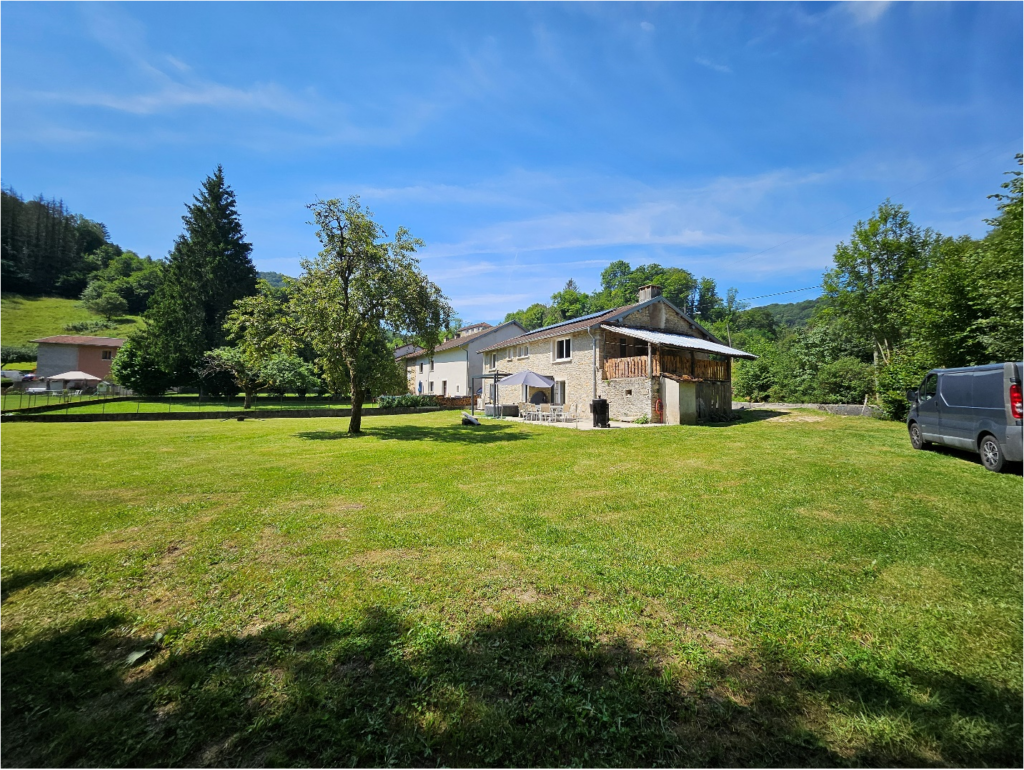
[[812, 356, 875, 404], [877, 345, 933, 421], [109, 334, 172, 396], [294, 196, 452, 433], [758, 298, 823, 328], [82, 290, 128, 321], [256, 271, 293, 289], [261, 353, 320, 396], [503, 261, 725, 330], [633, 413, 650, 424], [1, 377, 12, 388], [63, 320, 114, 334], [504, 303, 547, 331], [80, 250, 164, 316], [823, 200, 930, 367], [145, 166, 258, 386], [202, 346, 264, 408], [905, 235, 986, 368], [1, 345, 38, 364], [0, 187, 119, 297], [550, 279, 589, 320], [376, 394, 438, 408], [972, 155, 1023, 363]]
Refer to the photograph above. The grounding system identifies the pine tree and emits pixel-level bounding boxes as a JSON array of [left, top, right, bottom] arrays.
[[145, 166, 257, 386]]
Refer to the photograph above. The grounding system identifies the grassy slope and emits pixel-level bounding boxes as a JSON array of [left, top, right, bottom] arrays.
[[1, 411, 1021, 767], [1, 294, 142, 347]]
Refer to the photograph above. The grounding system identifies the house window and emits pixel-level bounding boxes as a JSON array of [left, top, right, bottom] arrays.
[[506, 348, 513, 361], [554, 338, 572, 361], [419, 362, 424, 373], [489, 353, 497, 369], [428, 381, 434, 393], [442, 380, 447, 396], [553, 380, 566, 405], [101, 350, 113, 360], [456, 384, 460, 394], [429, 358, 434, 371]]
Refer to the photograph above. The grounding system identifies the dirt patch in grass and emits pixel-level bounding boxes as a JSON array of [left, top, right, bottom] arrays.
[[767, 414, 827, 423], [347, 548, 421, 567]]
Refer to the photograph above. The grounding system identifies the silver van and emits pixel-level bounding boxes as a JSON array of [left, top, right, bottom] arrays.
[[907, 362, 1023, 472]]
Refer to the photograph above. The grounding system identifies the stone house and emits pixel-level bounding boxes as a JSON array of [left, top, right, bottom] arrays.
[[475, 286, 756, 423], [402, 321, 526, 398], [32, 335, 125, 380]]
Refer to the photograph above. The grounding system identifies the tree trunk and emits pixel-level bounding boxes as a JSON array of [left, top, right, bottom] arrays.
[[349, 376, 365, 434], [243, 387, 254, 409]]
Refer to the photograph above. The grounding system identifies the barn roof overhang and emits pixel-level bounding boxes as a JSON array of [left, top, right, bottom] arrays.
[[600, 325, 758, 360]]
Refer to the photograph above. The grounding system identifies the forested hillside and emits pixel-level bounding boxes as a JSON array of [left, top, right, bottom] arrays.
[[1, 186, 164, 321]]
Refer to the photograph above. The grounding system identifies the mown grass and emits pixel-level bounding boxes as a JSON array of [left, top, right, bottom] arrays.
[[1, 410, 1020, 767], [1, 294, 142, 346]]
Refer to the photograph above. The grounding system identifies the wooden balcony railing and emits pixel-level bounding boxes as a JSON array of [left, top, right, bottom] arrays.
[[603, 356, 648, 379], [603, 353, 730, 381]]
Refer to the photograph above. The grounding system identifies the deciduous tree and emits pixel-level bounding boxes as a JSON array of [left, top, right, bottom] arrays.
[[294, 197, 451, 434]]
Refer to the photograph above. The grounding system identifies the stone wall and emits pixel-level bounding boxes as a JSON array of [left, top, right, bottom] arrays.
[[619, 302, 701, 336], [601, 376, 652, 422], [487, 331, 599, 414]]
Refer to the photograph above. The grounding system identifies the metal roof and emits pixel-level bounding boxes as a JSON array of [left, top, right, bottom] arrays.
[[32, 335, 125, 347], [601, 325, 757, 360], [477, 304, 644, 353]]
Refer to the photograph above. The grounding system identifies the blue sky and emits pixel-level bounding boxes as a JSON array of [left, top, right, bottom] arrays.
[[3, 2, 1021, 323]]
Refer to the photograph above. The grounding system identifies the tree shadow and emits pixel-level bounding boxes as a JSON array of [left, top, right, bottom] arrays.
[[1, 563, 83, 604], [3, 607, 1019, 767], [297, 423, 531, 444], [699, 408, 790, 426]]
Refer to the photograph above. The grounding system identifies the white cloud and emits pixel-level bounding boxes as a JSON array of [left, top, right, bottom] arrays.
[[694, 57, 732, 74], [640, 21, 655, 32], [841, 1, 892, 25]]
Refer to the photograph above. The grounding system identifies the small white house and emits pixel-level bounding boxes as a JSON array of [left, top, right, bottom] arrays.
[[403, 321, 526, 398]]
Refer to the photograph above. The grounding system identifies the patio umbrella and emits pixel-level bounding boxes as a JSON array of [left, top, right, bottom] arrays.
[[45, 371, 103, 383], [499, 370, 555, 388]]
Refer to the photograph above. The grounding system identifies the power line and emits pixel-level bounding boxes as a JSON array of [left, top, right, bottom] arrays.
[[739, 286, 821, 302], [727, 139, 1021, 268]]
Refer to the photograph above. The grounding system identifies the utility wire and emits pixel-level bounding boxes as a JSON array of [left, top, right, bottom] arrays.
[[727, 140, 1020, 268], [739, 286, 821, 302]]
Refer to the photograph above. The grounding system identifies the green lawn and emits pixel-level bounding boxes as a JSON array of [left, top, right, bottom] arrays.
[[2, 410, 1020, 767], [1, 294, 142, 346]]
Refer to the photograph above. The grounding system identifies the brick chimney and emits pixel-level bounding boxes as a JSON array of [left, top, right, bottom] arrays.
[[637, 284, 662, 302]]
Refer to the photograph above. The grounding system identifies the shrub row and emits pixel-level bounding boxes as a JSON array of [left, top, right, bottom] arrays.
[[1, 345, 37, 364], [376, 394, 438, 408]]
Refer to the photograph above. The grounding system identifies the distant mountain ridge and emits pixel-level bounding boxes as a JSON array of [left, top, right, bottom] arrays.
[[257, 271, 293, 288]]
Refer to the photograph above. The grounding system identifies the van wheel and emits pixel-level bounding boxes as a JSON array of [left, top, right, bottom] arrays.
[[909, 422, 929, 450], [979, 434, 1005, 472]]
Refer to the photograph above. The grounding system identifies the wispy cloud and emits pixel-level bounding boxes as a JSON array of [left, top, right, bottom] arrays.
[[640, 21, 655, 32], [840, 1, 892, 26], [694, 57, 732, 74]]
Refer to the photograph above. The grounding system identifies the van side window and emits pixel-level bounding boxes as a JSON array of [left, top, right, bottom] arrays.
[[921, 374, 937, 401]]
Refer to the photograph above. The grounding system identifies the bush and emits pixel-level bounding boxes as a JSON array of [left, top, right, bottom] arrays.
[[813, 357, 875, 404], [878, 346, 933, 421], [1, 377, 12, 388], [63, 320, 114, 334], [377, 394, 438, 409], [1, 345, 37, 364], [109, 335, 172, 396]]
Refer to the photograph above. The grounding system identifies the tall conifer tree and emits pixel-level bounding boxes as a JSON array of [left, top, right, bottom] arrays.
[[145, 166, 257, 385]]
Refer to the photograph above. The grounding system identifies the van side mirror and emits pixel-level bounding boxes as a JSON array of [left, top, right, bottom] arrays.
[[906, 389, 919, 402]]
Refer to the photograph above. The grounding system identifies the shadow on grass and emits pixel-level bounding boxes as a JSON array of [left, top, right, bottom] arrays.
[[3, 607, 1020, 767], [297, 423, 531, 444], [1, 563, 82, 604], [699, 408, 790, 426], [925, 444, 1024, 475]]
